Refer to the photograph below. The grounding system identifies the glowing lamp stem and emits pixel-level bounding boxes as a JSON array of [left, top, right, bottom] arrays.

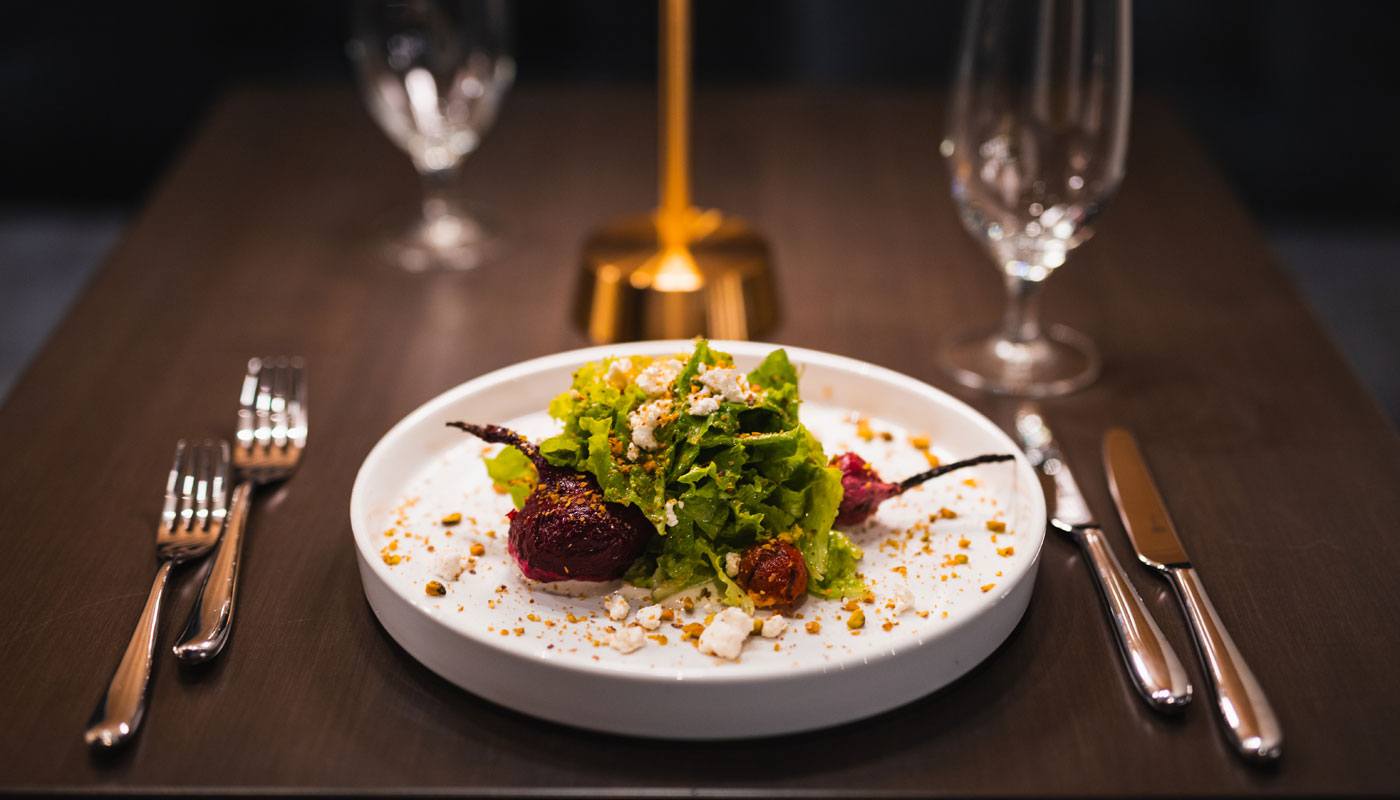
[[659, 0, 691, 250]]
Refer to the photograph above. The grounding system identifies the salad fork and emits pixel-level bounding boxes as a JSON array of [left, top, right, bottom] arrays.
[[173, 357, 307, 664], [85, 439, 229, 749]]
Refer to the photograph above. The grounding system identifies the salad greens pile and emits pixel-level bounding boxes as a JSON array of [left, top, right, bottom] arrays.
[[483, 340, 864, 607]]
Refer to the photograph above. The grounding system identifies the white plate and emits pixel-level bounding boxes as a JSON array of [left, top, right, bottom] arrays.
[[350, 341, 1046, 739]]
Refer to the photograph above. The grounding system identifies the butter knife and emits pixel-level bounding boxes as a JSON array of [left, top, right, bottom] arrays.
[[1103, 427, 1283, 762], [1015, 408, 1192, 713]]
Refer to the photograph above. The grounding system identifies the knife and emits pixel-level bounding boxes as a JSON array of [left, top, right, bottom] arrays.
[[1103, 427, 1283, 762], [1014, 407, 1192, 713]]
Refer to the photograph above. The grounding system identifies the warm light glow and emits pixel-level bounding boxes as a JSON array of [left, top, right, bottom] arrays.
[[631, 246, 703, 292]]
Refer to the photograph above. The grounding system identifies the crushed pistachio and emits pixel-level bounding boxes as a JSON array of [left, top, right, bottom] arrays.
[[855, 417, 875, 441]]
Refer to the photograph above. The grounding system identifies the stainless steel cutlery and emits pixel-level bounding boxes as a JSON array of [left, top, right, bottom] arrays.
[[1103, 427, 1283, 762], [86, 440, 230, 749], [174, 356, 307, 664], [1014, 407, 1193, 713], [87, 357, 306, 748]]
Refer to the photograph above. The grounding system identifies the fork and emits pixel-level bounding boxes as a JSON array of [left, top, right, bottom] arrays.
[[173, 357, 306, 664], [85, 439, 230, 748]]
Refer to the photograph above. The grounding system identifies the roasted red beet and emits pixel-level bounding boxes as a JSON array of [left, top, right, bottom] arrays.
[[449, 422, 654, 582], [736, 540, 809, 607], [831, 451, 1016, 526], [831, 452, 902, 527]]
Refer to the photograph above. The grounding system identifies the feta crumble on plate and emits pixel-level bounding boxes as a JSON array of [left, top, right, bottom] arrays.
[[609, 625, 647, 653], [698, 607, 754, 660]]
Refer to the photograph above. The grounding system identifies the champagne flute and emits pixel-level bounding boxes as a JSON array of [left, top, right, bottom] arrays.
[[350, 0, 515, 272], [942, 0, 1131, 397]]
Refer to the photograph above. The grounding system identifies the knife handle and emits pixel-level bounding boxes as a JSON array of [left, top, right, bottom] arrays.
[[1077, 527, 1193, 713], [1167, 566, 1283, 762]]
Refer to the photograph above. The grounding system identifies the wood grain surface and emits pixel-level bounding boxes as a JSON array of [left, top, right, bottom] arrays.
[[1, 86, 1397, 796]]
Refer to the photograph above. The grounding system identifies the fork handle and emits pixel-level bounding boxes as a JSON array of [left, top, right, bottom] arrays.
[[173, 480, 253, 664], [85, 561, 173, 748]]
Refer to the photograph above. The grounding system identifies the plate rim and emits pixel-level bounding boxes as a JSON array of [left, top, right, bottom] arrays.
[[349, 339, 1046, 686]]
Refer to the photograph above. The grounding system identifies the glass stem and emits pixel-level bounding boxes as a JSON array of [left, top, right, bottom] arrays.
[[420, 166, 462, 224], [1000, 274, 1044, 345]]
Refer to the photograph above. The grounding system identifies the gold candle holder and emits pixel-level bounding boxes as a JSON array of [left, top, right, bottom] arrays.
[[576, 0, 777, 343]]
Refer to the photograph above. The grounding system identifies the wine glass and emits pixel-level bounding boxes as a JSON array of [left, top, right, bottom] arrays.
[[941, 0, 1131, 397], [349, 0, 515, 272]]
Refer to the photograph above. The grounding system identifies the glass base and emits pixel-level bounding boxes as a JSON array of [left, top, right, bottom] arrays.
[[941, 323, 1100, 397], [371, 206, 503, 273]]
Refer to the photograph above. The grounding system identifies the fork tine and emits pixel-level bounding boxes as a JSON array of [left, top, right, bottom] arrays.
[[192, 441, 213, 531], [178, 444, 198, 531], [287, 357, 307, 449], [253, 358, 274, 450], [162, 440, 188, 531], [236, 358, 261, 452], [211, 440, 230, 525], [269, 359, 289, 449]]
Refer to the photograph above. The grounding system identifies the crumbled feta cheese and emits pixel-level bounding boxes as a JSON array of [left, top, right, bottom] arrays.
[[627, 398, 673, 451], [635, 604, 663, 630], [663, 498, 683, 528], [433, 554, 469, 582], [610, 625, 647, 653], [604, 357, 633, 388], [890, 582, 915, 616], [604, 593, 630, 621], [698, 607, 754, 660], [635, 358, 683, 397], [697, 367, 756, 404], [724, 551, 741, 577], [626, 442, 640, 462], [761, 614, 788, 639], [687, 391, 721, 416]]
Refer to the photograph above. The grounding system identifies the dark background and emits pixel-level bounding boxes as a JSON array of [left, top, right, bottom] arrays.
[[2, 0, 1397, 416]]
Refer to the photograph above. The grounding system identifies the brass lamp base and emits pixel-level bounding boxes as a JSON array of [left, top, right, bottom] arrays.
[[575, 209, 778, 343]]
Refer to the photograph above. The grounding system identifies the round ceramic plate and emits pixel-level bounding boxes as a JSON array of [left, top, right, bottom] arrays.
[[350, 341, 1046, 739]]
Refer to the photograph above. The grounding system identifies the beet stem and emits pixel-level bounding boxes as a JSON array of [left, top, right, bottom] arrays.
[[897, 454, 1016, 492], [447, 421, 544, 467]]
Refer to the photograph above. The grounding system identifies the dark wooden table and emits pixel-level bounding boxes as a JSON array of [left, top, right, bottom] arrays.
[[2, 86, 1398, 797]]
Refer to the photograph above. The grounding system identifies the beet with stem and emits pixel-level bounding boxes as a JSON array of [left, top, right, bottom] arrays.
[[831, 451, 1015, 527], [448, 422, 654, 583]]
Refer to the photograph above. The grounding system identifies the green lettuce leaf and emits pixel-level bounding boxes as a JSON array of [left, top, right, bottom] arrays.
[[492, 340, 864, 603], [482, 446, 537, 510]]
